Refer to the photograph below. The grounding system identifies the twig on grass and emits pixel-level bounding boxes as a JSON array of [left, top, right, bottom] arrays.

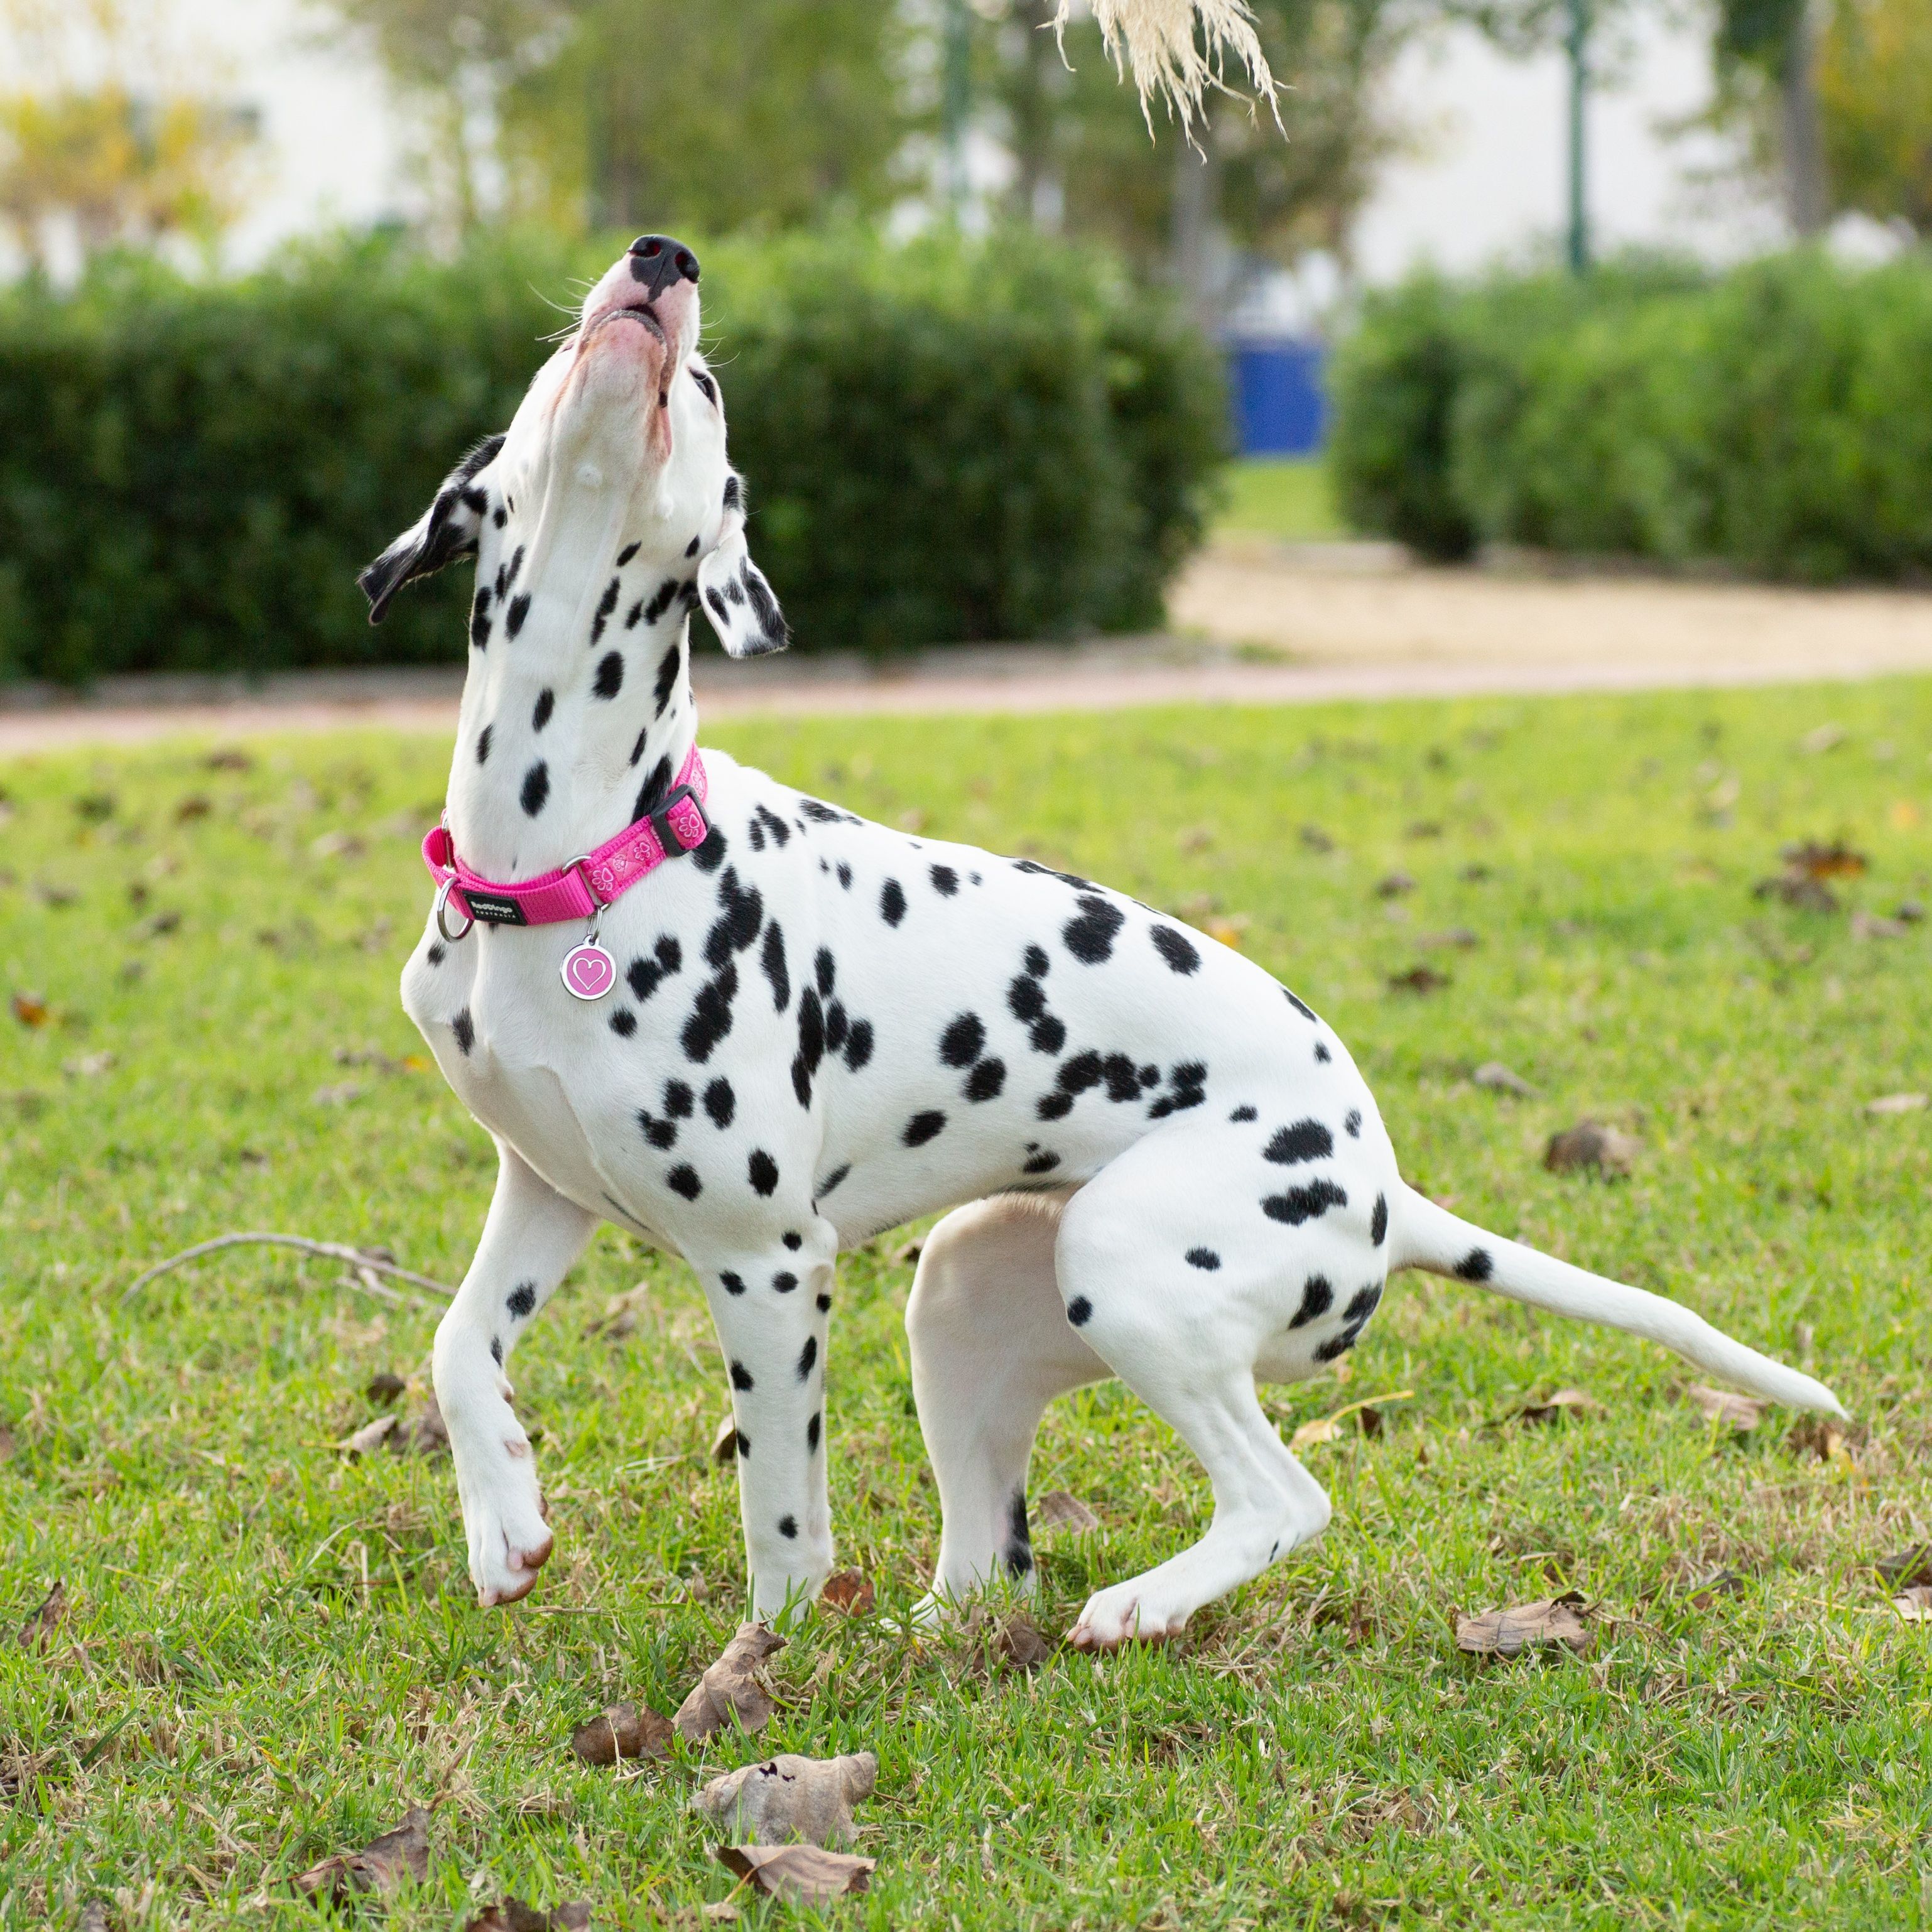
[[119, 1233, 454, 1307]]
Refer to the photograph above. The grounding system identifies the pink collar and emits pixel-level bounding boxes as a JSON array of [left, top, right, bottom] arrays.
[[423, 743, 710, 940]]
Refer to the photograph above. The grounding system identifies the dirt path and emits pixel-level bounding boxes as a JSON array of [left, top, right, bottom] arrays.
[[6, 541, 1932, 757]]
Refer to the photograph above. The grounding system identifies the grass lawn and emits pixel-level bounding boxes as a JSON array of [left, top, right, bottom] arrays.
[[1213, 457, 1346, 544], [4, 681, 1932, 1929]]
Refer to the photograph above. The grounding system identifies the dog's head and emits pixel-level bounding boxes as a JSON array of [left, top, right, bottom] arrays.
[[359, 236, 786, 659]]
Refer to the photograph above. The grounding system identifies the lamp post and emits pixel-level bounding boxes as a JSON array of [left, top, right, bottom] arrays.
[[1565, 0, 1590, 272]]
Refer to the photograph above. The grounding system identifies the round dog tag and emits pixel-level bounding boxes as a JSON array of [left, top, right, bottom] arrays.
[[560, 941, 617, 1001]]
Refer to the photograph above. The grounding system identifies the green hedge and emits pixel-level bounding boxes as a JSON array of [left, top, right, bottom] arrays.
[[0, 230, 1227, 683], [1329, 252, 1932, 582]]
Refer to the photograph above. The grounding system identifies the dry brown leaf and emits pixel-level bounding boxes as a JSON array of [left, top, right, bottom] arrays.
[[1472, 1061, 1537, 1096], [1543, 1122, 1637, 1178], [366, 1371, 406, 1403], [1686, 1568, 1745, 1609], [401, 1394, 450, 1455], [1864, 1092, 1928, 1115], [76, 1902, 109, 1932], [1798, 723, 1847, 754], [0, 1425, 13, 1462], [1455, 1593, 1592, 1658], [710, 1414, 740, 1465], [11, 991, 49, 1029], [18, 1580, 65, 1651], [1387, 965, 1449, 996], [1891, 1587, 1932, 1623], [174, 795, 212, 823], [291, 1806, 430, 1901], [1686, 1384, 1764, 1431], [570, 1701, 673, 1766], [1850, 909, 1910, 940], [693, 1751, 877, 1846], [818, 1571, 875, 1615], [340, 1414, 399, 1458], [1374, 871, 1416, 899], [1518, 1389, 1600, 1426], [891, 1237, 925, 1267], [994, 1612, 1051, 1671], [1754, 872, 1838, 912], [1033, 1490, 1100, 1533], [1787, 1416, 1853, 1462], [1783, 838, 1866, 879], [1876, 1546, 1932, 1589], [675, 1624, 787, 1742], [1419, 926, 1479, 950], [205, 747, 254, 771], [465, 1901, 591, 1932], [715, 1843, 874, 1904]]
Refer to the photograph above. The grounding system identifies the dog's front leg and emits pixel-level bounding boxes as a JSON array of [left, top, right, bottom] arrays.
[[433, 1142, 597, 1606], [692, 1232, 837, 1623]]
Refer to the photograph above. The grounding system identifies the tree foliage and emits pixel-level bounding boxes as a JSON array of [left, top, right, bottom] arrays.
[[1817, 0, 1932, 234]]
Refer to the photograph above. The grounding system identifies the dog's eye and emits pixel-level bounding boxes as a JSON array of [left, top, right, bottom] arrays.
[[691, 369, 718, 406]]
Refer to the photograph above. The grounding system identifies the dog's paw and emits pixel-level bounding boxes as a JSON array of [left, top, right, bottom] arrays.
[[457, 1434, 554, 1607], [1067, 1582, 1188, 1651]]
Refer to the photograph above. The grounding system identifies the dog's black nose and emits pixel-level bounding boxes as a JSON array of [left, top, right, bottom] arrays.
[[627, 236, 700, 299]]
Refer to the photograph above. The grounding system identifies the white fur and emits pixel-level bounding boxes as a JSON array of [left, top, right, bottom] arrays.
[[381, 247, 1842, 1644]]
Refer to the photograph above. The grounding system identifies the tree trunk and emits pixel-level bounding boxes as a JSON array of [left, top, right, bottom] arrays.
[[1781, 0, 1828, 235], [1010, 0, 1060, 227], [1170, 119, 1220, 330]]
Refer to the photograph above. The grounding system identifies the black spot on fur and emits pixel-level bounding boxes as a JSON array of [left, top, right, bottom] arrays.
[[637, 1107, 676, 1151], [930, 864, 958, 896], [736, 1431, 750, 1457], [661, 1079, 693, 1118], [1344, 1109, 1362, 1138], [748, 1149, 779, 1197], [1370, 1193, 1388, 1245], [531, 687, 554, 731], [881, 878, 907, 927], [797, 1335, 817, 1380], [1005, 1490, 1033, 1577], [1289, 1275, 1333, 1327], [452, 1008, 475, 1055], [903, 1110, 946, 1148], [1313, 1332, 1357, 1363], [591, 575, 620, 642], [491, 1335, 502, 1365], [783, 1230, 802, 1250], [519, 761, 549, 817], [1186, 1247, 1222, 1271], [1230, 1105, 1257, 1123], [824, 1002, 849, 1055], [627, 933, 683, 1002], [1264, 1119, 1333, 1166], [815, 1291, 832, 1311], [1021, 1149, 1060, 1174], [1007, 974, 1046, 1023], [1031, 1015, 1066, 1055], [705, 1078, 735, 1128], [808, 1412, 821, 1452], [778, 1514, 797, 1540], [505, 591, 530, 637], [815, 1163, 850, 1197], [720, 1270, 746, 1296], [1345, 1283, 1383, 1321], [1282, 987, 1318, 1022], [772, 1271, 798, 1294], [690, 825, 727, 874], [507, 1281, 537, 1318], [1455, 1247, 1493, 1283], [704, 867, 763, 969], [609, 1007, 636, 1036], [1150, 925, 1201, 974], [617, 541, 640, 566], [1036, 1092, 1075, 1122], [1066, 1295, 1092, 1327], [965, 1058, 1006, 1102], [470, 587, 492, 649], [638, 577, 680, 627], [731, 1359, 754, 1391], [653, 644, 680, 717], [475, 724, 492, 766], [1023, 944, 1050, 976], [814, 949, 836, 996], [681, 962, 739, 1063], [1262, 1179, 1349, 1226], [940, 1013, 985, 1068], [593, 651, 624, 700], [1102, 1053, 1140, 1103], [1063, 894, 1126, 964], [426, 943, 445, 967], [1314, 1041, 1332, 1064], [836, 861, 852, 890], [792, 987, 825, 1107], [844, 1019, 874, 1072], [666, 1164, 702, 1200]]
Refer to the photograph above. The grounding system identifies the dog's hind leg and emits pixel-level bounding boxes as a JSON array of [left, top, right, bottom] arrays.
[[1052, 1126, 1338, 1649], [906, 1191, 1106, 1619], [433, 1142, 597, 1607]]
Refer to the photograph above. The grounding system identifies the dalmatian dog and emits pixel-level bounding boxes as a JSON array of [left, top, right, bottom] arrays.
[[361, 236, 1845, 1649]]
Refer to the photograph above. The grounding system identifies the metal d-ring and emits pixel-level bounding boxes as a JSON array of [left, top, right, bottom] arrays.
[[434, 877, 475, 943]]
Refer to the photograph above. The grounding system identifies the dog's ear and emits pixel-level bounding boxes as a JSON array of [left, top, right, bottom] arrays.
[[695, 474, 789, 658], [359, 434, 506, 625]]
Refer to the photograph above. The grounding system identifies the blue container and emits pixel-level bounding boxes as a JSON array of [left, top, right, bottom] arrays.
[[1227, 337, 1328, 457]]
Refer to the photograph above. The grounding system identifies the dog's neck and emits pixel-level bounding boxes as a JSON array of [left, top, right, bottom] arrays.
[[445, 540, 700, 881]]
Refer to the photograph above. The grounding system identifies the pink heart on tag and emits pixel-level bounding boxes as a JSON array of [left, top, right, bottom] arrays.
[[560, 942, 617, 1001]]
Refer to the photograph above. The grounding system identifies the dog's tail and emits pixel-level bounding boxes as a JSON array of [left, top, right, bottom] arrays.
[[1386, 1182, 1845, 1415]]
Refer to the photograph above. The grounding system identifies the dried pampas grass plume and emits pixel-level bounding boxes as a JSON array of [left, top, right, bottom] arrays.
[[1058, 0, 1279, 131]]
